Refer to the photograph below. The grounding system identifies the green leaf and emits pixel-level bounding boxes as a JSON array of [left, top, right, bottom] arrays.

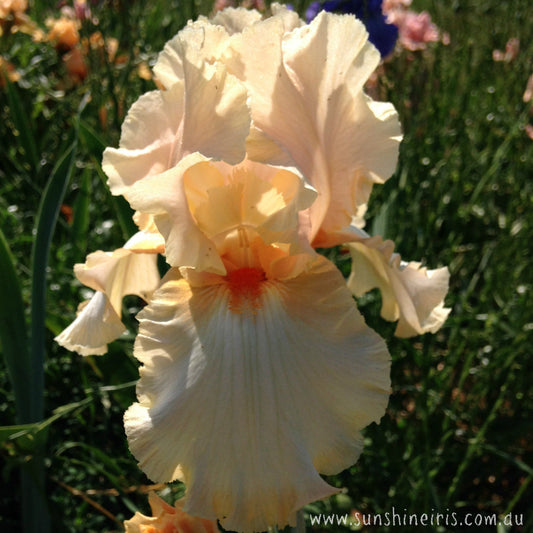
[[30, 140, 77, 423], [71, 167, 91, 258], [4, 77, 40, 172], [24, 91, 89, 533], [30, 92, 89, 423], [79, 119, 106, 156], [0, 228, 30, 424], [93, 160, 137, 239], [0, 397, 92, 449]]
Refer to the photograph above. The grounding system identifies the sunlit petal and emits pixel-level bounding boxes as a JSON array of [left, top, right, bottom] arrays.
[[224, 11, 401, 241], [103, 57, 249, 197], [126, 156, 317, 275], [209, 6, 264, 35], [55, 231, 162, 356], [123, 153, 226, 274], [347, 236, 450, 337], [125, 257, 389, 532], [54, 291, 125, 356], [153, 20, 231, 89], [75, 234, 161, 314]]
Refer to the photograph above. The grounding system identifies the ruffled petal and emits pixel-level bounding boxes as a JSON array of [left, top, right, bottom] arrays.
[[75, 234, 162, 314], [224, 11, 401, 241], [55, 231, 162, 356], [125, 257, 389, 532], [123, 153, 227, 274], [126, 156, 317, 274], [54, 292, 125, 356], [347, 236, 450, 337], [209, 6, 264, 35], [102, 56, 249, 197], [183, 158, 316, 244], [153, 20, 231, 89]]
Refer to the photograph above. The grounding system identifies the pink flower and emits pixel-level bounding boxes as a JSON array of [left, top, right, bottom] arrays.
[[383, 2, 445, 51], [493, 37, 520, 62], [523, 73, 533, 103], [397, 10, 440, 51], [74, 0, 91, 21]]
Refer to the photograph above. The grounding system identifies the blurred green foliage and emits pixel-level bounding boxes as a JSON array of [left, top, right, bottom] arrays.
[[0, 0, 532, 532]]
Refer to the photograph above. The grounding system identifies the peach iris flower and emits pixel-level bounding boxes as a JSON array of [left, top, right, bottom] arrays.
[[0, 0, 27, 19], [56, 5, 449, 532]]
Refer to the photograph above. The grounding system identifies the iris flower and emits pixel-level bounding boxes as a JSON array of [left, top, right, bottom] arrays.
[[56, 4, 449, 532]]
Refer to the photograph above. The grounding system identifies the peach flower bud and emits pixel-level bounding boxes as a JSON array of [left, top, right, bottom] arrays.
[[124, 493, 220, 533], [48, 17, 80, 52], [63, 47, 87, 82]]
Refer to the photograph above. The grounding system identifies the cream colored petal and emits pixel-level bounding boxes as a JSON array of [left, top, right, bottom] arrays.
[[245, 126, 295, 168], [225, 11, 401, 241], [153, 20, 231, 89], [103, 58, 249, 197], [102, 86, 184, 196], [181, 158, 317, 272], [320, 93, 401, 232], [124, 224, 165, 252], [125, 258, 389, 532], [54, 292, 126, 356], [347, 236, 450, 337], [270, 2, 304, 31], [75, 236, 161, 315], [127, 155, 316, 273], [183, 159, 315, 241], [56, 232, 162, 356], [124, 154, 226, 274], [210, 7, 263, 35], [133, 211, 157, 233]]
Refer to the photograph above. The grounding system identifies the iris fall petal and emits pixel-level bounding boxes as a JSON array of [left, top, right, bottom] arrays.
[[347, 236, 450, 337], [125, 257, 389, 533], [55, 231, 162, 355], [54, 291, 125, 356]]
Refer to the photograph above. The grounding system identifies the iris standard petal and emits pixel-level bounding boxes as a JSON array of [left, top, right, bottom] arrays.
[[224, 11, 401, 241], [103, 56, 249, 197], [125, 257, 389, 532], [209, 6, 265, 35], [153, 20, 231, 89]]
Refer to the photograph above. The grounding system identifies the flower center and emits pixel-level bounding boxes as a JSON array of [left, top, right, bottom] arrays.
[[226, 267, 266, 313]]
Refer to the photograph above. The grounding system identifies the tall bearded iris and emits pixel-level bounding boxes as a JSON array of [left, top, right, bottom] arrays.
[[56, 4, 449, 532]]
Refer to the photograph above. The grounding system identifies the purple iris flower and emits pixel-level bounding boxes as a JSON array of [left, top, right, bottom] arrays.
[[306, 0, 398, 57]]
